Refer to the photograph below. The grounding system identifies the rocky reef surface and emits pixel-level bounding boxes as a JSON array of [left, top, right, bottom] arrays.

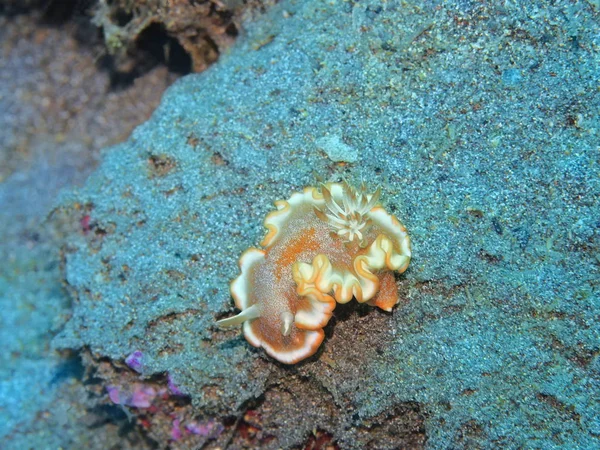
[[2, 0, 599, 448]]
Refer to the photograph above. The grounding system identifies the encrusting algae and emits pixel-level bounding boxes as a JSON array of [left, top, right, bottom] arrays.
[[217, 182, 411, 364]]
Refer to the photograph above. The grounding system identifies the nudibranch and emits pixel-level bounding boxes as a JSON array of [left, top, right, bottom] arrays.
[[217, 182, 411, 364]]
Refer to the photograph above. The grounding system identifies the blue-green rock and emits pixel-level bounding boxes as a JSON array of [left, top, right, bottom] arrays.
[[55, 0, 600, 447]]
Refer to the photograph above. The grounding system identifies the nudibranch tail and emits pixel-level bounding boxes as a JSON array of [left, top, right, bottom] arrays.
[[218, 182, 411, 364], [216, 304, 260, 328]]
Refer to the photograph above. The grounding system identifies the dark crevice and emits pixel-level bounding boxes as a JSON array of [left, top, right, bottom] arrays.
[[101, 22, 193, 90], [0, 0, 93, 20], [50, 352, 86, 386], [96, 54, 137, 91], [0, 0, 44, 16], [136, 23, 192, 74], [225, 22, 239, 37], [110, 7, 133, 26], [40, 0, 78, 23]]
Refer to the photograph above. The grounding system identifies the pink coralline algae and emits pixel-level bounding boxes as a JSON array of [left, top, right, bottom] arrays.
[[185, 419, 224, 438], [125, 350, 144, 372], [167, 373, 184, 396], [171, 419, 183, 441], [169, 418, 223, 441], [107, 384, 157, 408]]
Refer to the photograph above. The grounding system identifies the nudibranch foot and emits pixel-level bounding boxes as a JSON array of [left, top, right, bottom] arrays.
[[218, 182, 411, 364]]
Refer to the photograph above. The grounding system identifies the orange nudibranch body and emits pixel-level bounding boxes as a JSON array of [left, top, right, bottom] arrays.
[[217, 182, 411, 364]]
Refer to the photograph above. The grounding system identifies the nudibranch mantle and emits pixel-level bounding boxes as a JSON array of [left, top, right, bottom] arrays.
[[217, 182, 411, 364]]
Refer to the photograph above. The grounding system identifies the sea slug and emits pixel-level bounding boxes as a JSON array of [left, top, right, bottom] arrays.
[[217, 182, 411, 364]]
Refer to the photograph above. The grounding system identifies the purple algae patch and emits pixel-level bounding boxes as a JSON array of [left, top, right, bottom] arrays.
[[125, 350, 144, 372], [185, 419, 224, 438], [167, 373, 185, 396], [107, 384, 157, 408]]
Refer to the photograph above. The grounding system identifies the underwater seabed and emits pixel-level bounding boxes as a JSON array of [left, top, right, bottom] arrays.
[[1, 0, 599, 448]]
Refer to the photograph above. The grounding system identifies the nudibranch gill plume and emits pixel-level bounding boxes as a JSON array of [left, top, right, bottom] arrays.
[[217, 182, 411, 364]]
